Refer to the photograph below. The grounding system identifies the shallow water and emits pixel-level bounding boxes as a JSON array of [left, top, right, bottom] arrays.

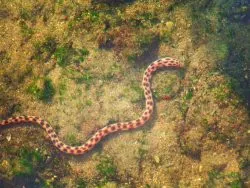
[[0, 0, 249, 187]]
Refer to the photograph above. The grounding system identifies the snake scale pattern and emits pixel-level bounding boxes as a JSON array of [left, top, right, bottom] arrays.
[[0, 57, 182, 155]]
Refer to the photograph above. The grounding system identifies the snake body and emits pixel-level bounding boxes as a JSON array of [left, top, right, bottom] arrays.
[[0, 57, 182, 155]]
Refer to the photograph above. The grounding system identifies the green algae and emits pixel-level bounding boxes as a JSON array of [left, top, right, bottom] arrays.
[[58, 80, 67, 97], [209, 41, 229, 61], [34, 37, 57, 62], [75, 177, 88, 188], [67, 0, 173, 61], [207, 170, 243, 188], [26, 78, 56, 103], [26, 81, 41, 99], [12, 148, 44, 177], [96, 156, 117, 185], [0, 127, 70, 187], [78, 48, 90, 63], [75, 72, 93, 89], [19, 21, 34, 40], [184, 89, 193, 101], [41, 78, 56, 103], [54, 46, 72, 67], [20, 8, 32, 21], [34, 38, 89, 67], [85, 99, 93, 106]]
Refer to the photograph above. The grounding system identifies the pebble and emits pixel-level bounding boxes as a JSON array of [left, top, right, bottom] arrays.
[[165, 21, 174, 32], [154, 155, 160, 164], [199, 165, 203, 172], [1, 160, 10, 170], [6, 133, 11, 141]]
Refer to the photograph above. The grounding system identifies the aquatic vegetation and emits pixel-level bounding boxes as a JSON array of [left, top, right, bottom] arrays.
[[79, 48, 90, 56], [184, 89, 194, 101], [19, 21, 34, 40], [54, 46, 72, 67], [34, 37, 57, 62], [179, 88, 194, 118], [0, 131, 70, 186], [96, 156, 117, 184], [85, 99, 92, 106], [164, 86, 173, 95], [209, 41, 229, 61], [129, 10, 158, 28], [207, 170, 243, 188], [40, 78, 56, 103], [19, 8, 32, 21], [75, 177, 88, 188], [152, 90, 160, 100], [137, 147, 148, 161], [212, 84, 230, 101], [54, 45, 90, 67], [0, 51, 10, 64], [58, 81, 67, 96], [122, 1, 160, 28], [26, 81, 42, 99], [158, 21, 174, 43], [13, 148, 44, 177], [26, 78, 56, 103], [77, 48, 90, 63], [68, 7, 102, 32], [212, 132, 231, 145], [127, 53, 137, 62], [58, 80, 68, 103], [0, 146, 45, 179], [210, 79, 240, 107], [75, 72, 93, 90], [68, 1, 173, 61]]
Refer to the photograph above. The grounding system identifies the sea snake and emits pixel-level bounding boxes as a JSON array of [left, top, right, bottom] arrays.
[[0, 57, 182, 155]]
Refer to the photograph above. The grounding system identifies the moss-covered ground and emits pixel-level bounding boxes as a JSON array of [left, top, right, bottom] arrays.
[[0, 0, 249, 187]]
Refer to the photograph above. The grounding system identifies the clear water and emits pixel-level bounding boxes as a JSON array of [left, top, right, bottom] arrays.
[[0, 0, 249, 187]]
